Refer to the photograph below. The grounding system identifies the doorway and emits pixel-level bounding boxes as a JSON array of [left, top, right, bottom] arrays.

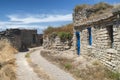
[[87, 27, 92, 46], [76, 32, 80, 55]]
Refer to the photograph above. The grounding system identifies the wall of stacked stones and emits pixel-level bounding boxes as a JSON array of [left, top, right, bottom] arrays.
[[94, 23, 120, 72], [91, 22, 120, 72], [112, 23, 120, 72], [80, 28, 89, 55], [20, 30, 39, 47], [74, 21, 120, 72], [92, 25, 114, 70], [73, 6, 120, 72]]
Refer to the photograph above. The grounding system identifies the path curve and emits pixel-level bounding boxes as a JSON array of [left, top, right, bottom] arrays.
[[16, 52, 42, 80], [30, 48, 75, 80]]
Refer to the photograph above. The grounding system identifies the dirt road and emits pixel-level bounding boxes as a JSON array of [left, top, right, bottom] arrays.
[[16, 47, 75, 80]]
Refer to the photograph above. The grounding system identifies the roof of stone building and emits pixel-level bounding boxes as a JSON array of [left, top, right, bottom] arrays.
[[74, 3, 120, 27], [74, 8, 120, 27]]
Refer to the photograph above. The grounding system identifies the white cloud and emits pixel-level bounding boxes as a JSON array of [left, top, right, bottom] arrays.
[[7, 14, 72, 24], [0, 13, 72, 33], [0, 24, 47, 33], [0, 23, 47, 30]]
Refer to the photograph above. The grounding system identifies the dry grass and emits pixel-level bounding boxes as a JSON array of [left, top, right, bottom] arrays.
[[74, 2, 113, 20], [41, 50, 120, 80], [0, 39, 17, 80], [43, 23, 73, 37]]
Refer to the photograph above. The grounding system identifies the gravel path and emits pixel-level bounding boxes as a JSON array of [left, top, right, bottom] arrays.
[[30, 48, 75, 80], [16, 52, 42, 80]]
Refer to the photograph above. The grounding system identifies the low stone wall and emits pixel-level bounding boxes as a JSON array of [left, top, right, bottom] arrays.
[[43, 36, 73, 51]]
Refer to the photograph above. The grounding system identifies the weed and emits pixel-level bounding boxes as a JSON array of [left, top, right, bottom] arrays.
[[107, 70, 120, 80], [25, 53, 30, 58], [64, 63, 72, 70]]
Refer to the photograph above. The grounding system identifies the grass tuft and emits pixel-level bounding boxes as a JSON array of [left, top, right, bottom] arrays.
[[25, 53, 30, 58], [64, 63, 72, 70]]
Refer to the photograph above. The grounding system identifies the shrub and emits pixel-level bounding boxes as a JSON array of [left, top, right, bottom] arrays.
[[25, 53, 30, 58], [58, 32, 72, 42], [43, 23, 73, 37]]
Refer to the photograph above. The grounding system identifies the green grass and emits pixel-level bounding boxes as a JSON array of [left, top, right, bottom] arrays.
[[25, 53, 30, 58], [64, 63, 72, 70], [107, 70, 120, 80]]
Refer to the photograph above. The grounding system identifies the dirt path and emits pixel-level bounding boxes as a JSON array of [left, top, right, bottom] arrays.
[[16, 52, 42, 80], [30, 48, 75, 80]]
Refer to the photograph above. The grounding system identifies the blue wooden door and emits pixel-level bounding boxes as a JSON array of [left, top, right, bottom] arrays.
[[87, 27, 92, 46], [76, 32, 80, 55]]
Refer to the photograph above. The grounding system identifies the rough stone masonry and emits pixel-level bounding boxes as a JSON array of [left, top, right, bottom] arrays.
[[73, 5, 120, 72], [0, 29, 43, 51]]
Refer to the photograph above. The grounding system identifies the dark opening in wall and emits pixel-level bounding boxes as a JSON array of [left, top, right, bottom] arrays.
[[107, 25, 113, 48], [87, 27, 92, 46], [33, 34, 36, 44]]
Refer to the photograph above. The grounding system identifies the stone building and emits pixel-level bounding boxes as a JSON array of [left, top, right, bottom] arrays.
[[73, 7, 120, 72], [0, 29, 43, 51]]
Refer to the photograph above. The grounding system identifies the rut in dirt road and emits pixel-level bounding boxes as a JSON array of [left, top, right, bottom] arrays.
[[16, 52, 42, 80]]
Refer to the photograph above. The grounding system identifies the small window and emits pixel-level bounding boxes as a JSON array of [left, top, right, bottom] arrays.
[[107, 26, 113, 48], [87, 27, 92, 46]]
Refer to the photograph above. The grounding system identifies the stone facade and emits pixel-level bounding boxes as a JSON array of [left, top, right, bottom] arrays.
[[0, 29, 43, 51], [73, 7, 120, 72], [43, 35, 73, 51]]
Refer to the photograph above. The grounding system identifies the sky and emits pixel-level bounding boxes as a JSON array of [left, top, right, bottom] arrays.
[[0, 0, 120, 33]]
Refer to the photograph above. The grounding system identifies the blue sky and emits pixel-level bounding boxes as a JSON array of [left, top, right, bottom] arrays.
[[0, 0, 120, 33]]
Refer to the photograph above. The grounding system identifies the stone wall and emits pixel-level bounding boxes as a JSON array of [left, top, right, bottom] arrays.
[[74, 21, 120, 72], [73, 6, 120, 72], [43, 36, 73, 51], [92, 25, 114, 69], [0, 29, 43, 51], [113, 23, 120, 71], [80, 28, 89, 55], [20, 30, 38, 47]]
